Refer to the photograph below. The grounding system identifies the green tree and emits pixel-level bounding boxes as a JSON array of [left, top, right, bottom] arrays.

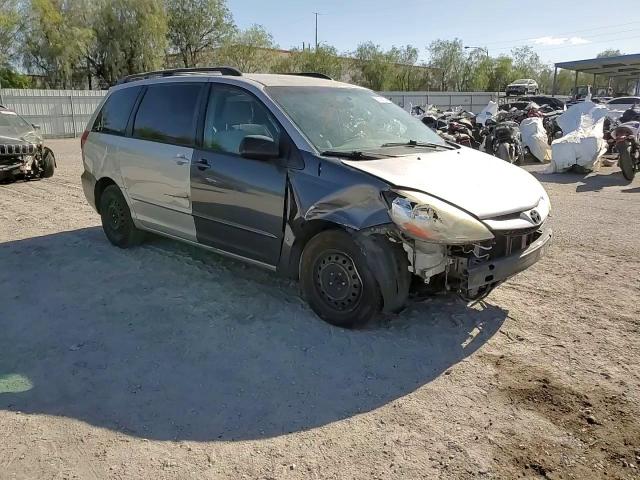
[[510, 46, 543, 81], [352, 42, 395, 90], [487, 55, 513, 92], [387, 45, 421, 91], [427, 39, 466, 90], [21, 0, 94, 88], [90, 0, 167, 86], [0, 0, 20, 66], [274, 44, 343, 80], [597, 49, 623, 58], [0, 67, 32, 88], [166, 0, 235, 68], [217, 25, 277, 72]]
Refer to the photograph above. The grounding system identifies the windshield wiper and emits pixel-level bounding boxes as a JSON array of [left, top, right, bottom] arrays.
[[380, 140, 455, 150], [321, 150, 384, 160]]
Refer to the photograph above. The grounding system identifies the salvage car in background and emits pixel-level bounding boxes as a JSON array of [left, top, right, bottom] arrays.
[[81, 68, 552, 328], [505, 79, 539, 96], [605, 96, 640, 121], [0, 105, 55, 182]]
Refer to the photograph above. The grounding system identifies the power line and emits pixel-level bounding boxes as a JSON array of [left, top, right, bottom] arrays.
[[490, 28, 640, 53], [481, 20, 640, 47]]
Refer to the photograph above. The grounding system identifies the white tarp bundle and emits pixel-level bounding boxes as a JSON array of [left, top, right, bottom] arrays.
[[555, 101, 608, 134], [547, 102, 609, 173], [475, 101, 498, 126], [520, 117, 551, 162]]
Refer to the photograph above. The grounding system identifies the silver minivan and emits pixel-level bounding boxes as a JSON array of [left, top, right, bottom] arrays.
[[81, 67, 552, 327]]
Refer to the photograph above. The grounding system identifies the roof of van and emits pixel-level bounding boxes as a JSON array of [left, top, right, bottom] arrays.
[[114, 70, 365, 90], [244, 73, 364, 89]]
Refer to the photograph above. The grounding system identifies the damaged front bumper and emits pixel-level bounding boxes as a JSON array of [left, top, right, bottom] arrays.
[[463, 225, 552, 291], [400, 223, 552, 300]]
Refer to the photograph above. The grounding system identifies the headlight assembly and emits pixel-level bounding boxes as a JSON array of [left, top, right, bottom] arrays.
[[389, 190, 494, 244]]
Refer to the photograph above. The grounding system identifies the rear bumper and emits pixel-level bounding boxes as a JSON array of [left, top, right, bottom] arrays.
[[81, 170, 97, 211], [465, 226, 552, 290]]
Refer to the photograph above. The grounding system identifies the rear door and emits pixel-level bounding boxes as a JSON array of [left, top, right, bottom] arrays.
[[190, 83, 288, 266], [119, 82, 205, 240]]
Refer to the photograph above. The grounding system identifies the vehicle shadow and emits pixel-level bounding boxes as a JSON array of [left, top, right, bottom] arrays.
[[532, 169, 630, 192], [0, 227, 507, 442]]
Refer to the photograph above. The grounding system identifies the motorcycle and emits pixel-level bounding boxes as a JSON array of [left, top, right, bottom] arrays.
[[614, 122, 640, 181], [482, 117, 524, 164]]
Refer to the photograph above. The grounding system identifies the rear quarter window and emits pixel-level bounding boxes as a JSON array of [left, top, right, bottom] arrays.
[[92, 87, 141, 135], [132, 83, 203, 146]]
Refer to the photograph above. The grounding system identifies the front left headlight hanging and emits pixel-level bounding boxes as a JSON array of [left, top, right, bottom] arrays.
[[389, 190, 494, 244]]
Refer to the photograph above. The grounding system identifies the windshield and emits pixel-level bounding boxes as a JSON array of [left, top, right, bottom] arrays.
[[512, 79, 529, 85], [266, 86, 444, 152], [0, 110, 33, 138]]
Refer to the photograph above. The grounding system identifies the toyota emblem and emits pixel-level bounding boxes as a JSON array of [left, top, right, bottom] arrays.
[[530, 209, 541, 224]]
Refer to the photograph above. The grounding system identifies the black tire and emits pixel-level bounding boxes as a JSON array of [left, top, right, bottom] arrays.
[[99, 185, 145, 248], [618, 144, 636, 181], [497, 142, 514, 163], [40, 150, 55, 178], [299, 230, 382, 328]]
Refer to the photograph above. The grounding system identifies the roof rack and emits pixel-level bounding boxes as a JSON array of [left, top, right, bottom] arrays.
[[287, 72, 333, 80], [117, 66, 243, 85]]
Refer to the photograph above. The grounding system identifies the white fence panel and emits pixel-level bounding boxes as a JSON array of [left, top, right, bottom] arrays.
[[379, 91, 499, 113], [0, 88, 107, 138]]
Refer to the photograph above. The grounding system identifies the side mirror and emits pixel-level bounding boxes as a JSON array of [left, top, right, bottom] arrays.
[[32, 124, 41, 130], [239, 135, 280, 161]]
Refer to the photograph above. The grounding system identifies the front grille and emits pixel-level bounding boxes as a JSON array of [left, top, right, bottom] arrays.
[[490, 228, 542, 259], [0, 143, 36, 156]]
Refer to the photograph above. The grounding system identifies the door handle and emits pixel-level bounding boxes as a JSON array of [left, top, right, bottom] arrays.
[[175, 153, 189, 165], [196, 158, 211, 171]]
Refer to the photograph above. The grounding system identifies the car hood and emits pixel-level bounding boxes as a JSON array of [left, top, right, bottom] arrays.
[[0, 130, 40, 145], [343, 148, 547, 219]]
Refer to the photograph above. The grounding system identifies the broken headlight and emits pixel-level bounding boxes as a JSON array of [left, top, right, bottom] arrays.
[[388, 190, 494, 244]]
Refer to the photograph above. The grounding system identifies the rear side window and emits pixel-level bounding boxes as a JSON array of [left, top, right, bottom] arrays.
[[92, 87, 140, 135], [132, 83, 202, 146]]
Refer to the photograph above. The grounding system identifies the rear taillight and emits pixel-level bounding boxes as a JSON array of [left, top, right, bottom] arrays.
[[80, 130, 89, 150]]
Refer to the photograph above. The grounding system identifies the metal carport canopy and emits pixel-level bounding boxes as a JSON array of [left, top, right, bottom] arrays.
[[551, 53, 640, 96]]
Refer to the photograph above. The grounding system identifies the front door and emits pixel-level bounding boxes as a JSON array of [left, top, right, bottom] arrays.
[[190, 84, 287, 266]]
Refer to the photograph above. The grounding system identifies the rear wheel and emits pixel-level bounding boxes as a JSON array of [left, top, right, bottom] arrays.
[[300, 230, 382, 328], [618, 143, 636, 181], [99, 185, 145, 248]]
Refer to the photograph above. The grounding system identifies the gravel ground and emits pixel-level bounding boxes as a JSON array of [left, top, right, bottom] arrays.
[[0, 139, 638, 480]]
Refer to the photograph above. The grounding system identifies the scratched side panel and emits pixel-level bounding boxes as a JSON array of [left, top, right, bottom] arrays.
[[119, 137, 197, 241]]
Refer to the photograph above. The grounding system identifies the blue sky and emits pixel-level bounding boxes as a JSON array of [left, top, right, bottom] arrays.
[[227, 0, 640, 65]]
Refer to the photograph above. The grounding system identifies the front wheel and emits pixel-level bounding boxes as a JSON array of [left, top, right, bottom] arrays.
[[39, 149, 55, 178], [618, 143, 636, 181], [497, 142, 515, 163], [299, 230, 382, 328], [99, 185, 145, 248]]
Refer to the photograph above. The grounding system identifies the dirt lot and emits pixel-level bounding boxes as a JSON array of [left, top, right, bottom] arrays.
[[0, 139, 639, 480]]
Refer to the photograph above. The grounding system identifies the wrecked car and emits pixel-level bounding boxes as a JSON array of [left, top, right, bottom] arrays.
[[81, 68, 552, 327], [0, 105, 55, 182]]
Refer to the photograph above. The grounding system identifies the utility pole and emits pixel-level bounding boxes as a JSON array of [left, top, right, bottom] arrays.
[[313, 12, 320, 50]]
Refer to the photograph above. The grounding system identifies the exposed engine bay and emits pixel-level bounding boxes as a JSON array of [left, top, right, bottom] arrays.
[[394, 222, 551, 303]]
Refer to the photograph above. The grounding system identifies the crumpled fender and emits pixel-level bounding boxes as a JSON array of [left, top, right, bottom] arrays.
[[287, 158, 392, 230]]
